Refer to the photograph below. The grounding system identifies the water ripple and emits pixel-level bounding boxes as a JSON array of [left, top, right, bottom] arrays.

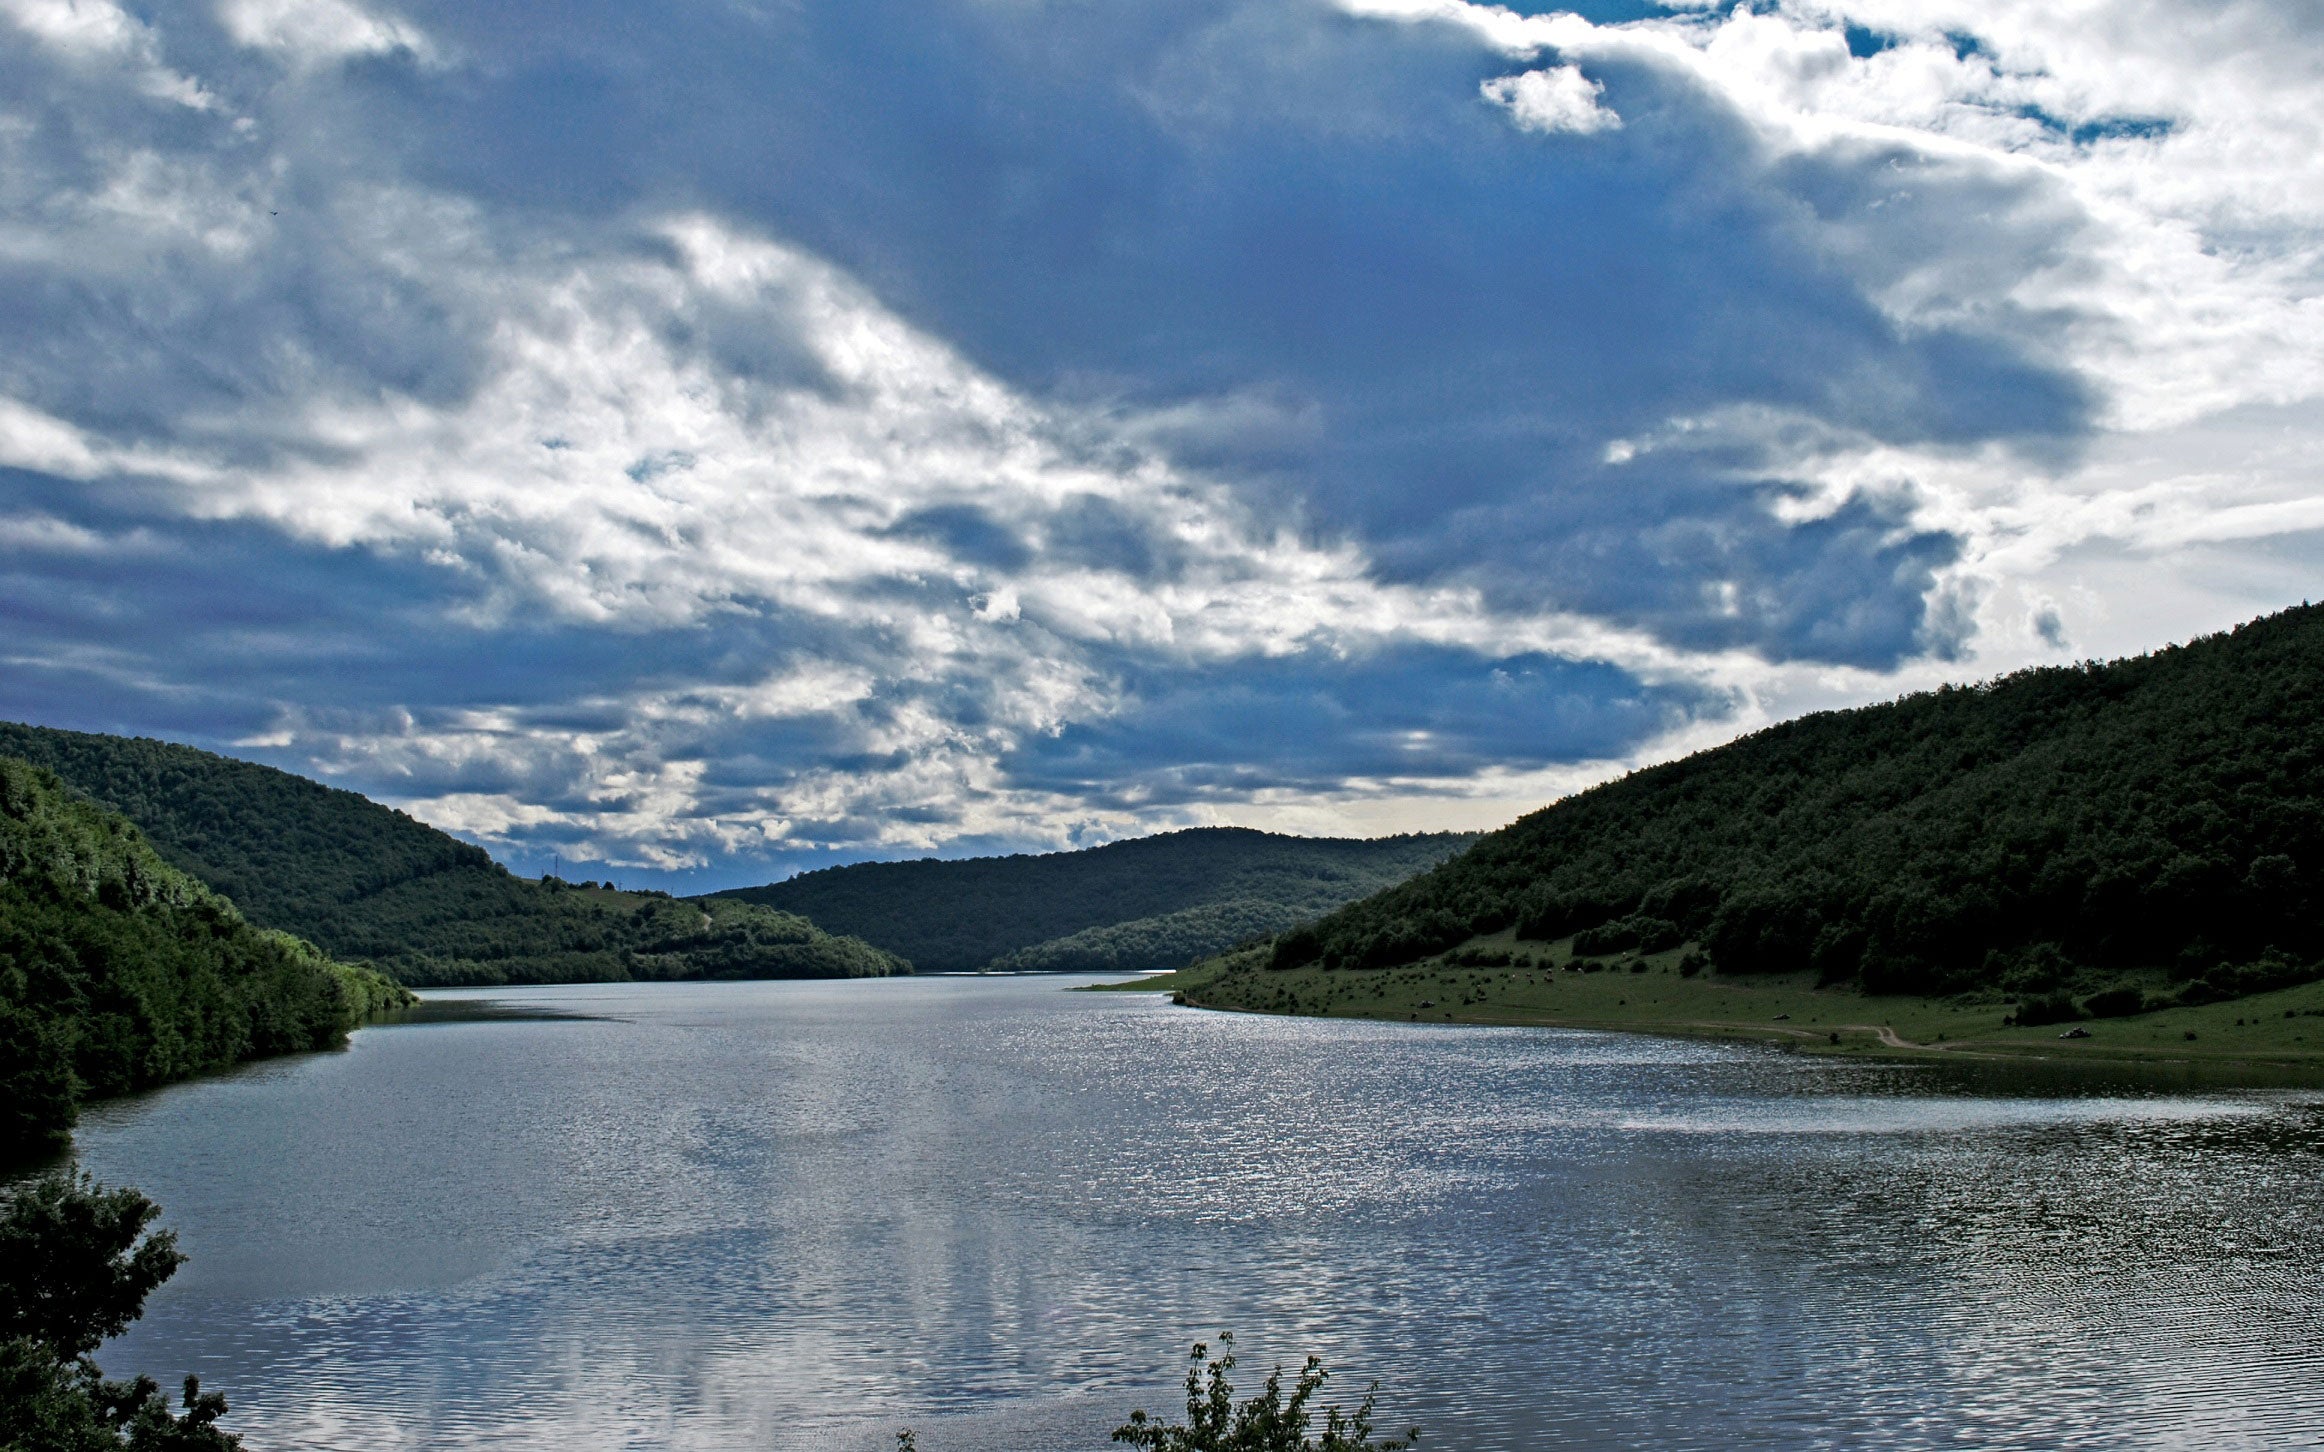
[[70, 978, 2324, 1451]]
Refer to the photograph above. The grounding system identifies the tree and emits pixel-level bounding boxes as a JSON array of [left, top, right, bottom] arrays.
[[0, 1172, 241, 1451], [1256, 602, 2324, 1007], [1112, 1334, 1418, 1452]]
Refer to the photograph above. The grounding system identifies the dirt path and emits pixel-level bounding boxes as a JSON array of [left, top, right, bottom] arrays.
[[1847, 1023, 1919, 1049], [1709, 1019, 1944, 1052], [1454, 1010, 1951, 1055]]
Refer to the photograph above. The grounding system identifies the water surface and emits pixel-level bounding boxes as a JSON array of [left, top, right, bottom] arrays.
[[73, 977, 2324, 1449]]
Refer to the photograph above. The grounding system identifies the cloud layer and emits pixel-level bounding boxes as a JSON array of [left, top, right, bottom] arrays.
[[1, 0, 2320, 885]]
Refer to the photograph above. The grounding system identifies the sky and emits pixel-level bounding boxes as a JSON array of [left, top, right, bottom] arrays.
[[2, 0, 2322, 891]]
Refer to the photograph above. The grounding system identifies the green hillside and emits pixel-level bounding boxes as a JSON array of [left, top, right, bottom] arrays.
[[0, 757, 411, 1163], [985, 897, 1324, 974], [0, 724, 908, 987], [1261, 603, 2324, 1016], [712, 827, 1476, 973]]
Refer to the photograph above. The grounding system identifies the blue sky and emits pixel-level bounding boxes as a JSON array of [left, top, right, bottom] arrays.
[[3, 0, 2322, 889]]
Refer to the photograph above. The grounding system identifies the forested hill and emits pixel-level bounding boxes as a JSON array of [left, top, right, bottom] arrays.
[[0, 757, 411, 1163], [710, 827, 1476, 973], [0, 723, 907, 987], [1267, 602, 2324, 1008]]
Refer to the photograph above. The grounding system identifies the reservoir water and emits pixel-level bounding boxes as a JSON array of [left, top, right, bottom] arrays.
[[69, 976, 2324, 1450]]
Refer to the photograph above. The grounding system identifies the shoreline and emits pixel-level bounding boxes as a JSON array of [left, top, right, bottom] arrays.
[[1105, 953, 2324, 1087]]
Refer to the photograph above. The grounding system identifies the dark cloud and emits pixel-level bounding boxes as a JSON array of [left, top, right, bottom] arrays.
[[1422, 475, 1970, 667], [0, 0, 2147, 878], [884, 506, 1034, 573], [1039, 495, 1183, 578], [361, 0, 2092, 666], [1008, 644, 1722, 807]]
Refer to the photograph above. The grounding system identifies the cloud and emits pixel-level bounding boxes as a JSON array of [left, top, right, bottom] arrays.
[[1481, 65, 1622, 134], [0, 0, 213, 106], [1008, 644, 1720, 807], [216, 0, 437, 68], [0, 0, 2321, 882]]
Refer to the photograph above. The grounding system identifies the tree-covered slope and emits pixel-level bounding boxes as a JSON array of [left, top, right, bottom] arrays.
[[0, 724, 908, 987], [712, 827, 1476, 973], [984, 897, 1325, 974], [0, 757, 411, 1163], [1267, 604, 2324, 1008]]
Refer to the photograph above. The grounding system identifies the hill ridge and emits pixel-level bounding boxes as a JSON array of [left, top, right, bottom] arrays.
[[0, 722, 908, 987], [0, 755, 410, 1162], [1260, 601, 2324, 1010], [713, 825, 1479, 973]]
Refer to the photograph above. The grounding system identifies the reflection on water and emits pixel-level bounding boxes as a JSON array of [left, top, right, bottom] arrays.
[[364, 997, 610, 1026], [71, 978, 2324, 1450]]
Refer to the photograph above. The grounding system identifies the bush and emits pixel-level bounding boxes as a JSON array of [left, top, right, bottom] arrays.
[[2015, 992, 2082, 1027], [2079, 985, 2148, 1018], [1995, 942, 2073, 995], [1571, 915, 1681, 957], [1112, 1334, 1417, 1452], [0, 1171, 241, 1449]]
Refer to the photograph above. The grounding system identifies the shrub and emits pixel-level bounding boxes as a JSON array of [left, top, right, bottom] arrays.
[[2079, 985, 2148, 1018], [1113, 1334, 1417, 1452], [0, 1171, 241, 1449], [1571, 915, 1682, 957], [2014, 992, 2082, 1027]]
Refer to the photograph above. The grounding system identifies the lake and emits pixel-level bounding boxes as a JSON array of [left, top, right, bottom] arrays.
[[71, 976, 2324, 1450]]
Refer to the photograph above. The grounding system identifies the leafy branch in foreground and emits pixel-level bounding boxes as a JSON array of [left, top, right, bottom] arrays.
[[0, 1171, 241, 1451], [897, 1334, 1417, 1452], [1113, 1333, 1417, 1452]]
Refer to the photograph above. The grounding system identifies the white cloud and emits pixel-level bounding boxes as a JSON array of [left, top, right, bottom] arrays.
[[48, 189, 1712, 866], [1481, 65, 1621, 134], [0, 396, 107, 478], [216, 0, 436, 67], [0, 0, 213, 106], [10, 0, 2324, 872], [3, 0, 147, 56], [1351, 0, 2324, 648]]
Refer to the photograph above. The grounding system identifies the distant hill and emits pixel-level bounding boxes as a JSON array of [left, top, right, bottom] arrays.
[[0, 756, 410, 1162], [710, 827, 1477, 973], [0, 723, 908, 987], [1266, 603, 2324, 1009]]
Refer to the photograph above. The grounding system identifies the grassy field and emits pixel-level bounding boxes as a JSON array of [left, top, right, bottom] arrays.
[[1098, 929, 2324, 1084]]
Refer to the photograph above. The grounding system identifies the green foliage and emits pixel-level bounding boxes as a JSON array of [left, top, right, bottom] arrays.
[[2013, 993, 2081, 1027], [1571, 914, 1681, 957], [0, 1171, 241, 1450], [1265, 603, 2324, 1006], [898, 1335, 1418, 1452], [1112, 1335, 1417, 1452], [0, 757, 412, 1163], [0, 1173, 183, 1362], [2079, 985, 2149, 1018], [719, 828, 1476, 973], [0, 724, 907, 987], [987, 898, 1317, 974]]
